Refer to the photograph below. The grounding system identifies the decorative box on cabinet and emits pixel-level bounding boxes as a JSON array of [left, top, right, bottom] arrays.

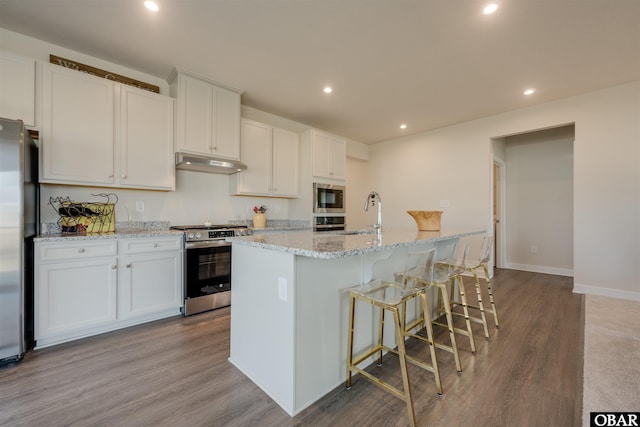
[[35, 236, 183, 348], [230, 119, 299, 198], [0, 50, 36, 126], [168, 68, 242, 160], [39, 62, 175, 190], [308, 129, 346, 180]]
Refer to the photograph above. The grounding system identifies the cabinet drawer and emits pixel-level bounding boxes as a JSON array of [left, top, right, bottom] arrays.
[[38, 240, 117, 261], [118, 237, 183, 254]]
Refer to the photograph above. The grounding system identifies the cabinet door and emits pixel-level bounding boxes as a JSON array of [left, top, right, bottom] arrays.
[[0, 50, 35, 126], [36, 257, 118, 341], [235, 119, 272, 195], [175, 73, 214, 155], [272, 127, 299, 197], [311, 131, 346, 180], [329, 137, 347, 180], [119, 86, 175, 190], [212, 86, 241, 160], [311, 131, 331, 179], [118, 251, 182, 320], [40, 63, 115, 185]]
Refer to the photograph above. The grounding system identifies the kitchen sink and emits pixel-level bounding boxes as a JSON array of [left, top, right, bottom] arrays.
[[334, 229, 376, 235]]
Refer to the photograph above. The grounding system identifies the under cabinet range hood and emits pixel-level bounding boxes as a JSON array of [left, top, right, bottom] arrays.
[[175, 152, 247, 175]]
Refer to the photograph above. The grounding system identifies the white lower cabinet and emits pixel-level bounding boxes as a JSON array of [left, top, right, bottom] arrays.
[[35, 236, 183, 348], [36, 255, 118, 345], [118, 238, 183, 320]]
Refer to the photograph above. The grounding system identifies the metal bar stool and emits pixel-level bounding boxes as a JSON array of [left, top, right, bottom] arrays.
[[399, 243, 472, 372], [457, 236, 499, 338], [432, 242, 477, 354], [345, 248, 441, 427], [439, 236, 500, 341]]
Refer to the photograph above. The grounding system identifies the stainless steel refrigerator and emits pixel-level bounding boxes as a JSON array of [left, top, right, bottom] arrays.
[[0, 118, 38, 365]]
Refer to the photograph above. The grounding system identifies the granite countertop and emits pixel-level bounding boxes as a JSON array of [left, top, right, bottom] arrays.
[[34, 228, 184, 243], [229, 219, 311, 232], [34, 221, 183, 242], [227, 227, 485, 259]]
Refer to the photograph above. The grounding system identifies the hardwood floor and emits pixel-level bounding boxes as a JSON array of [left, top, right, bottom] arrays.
[[0, 269, 583, 427]]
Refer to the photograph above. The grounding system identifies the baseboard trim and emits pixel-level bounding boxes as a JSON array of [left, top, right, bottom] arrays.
[[505, 262, 573, 277], [573, 283, 640, 302]]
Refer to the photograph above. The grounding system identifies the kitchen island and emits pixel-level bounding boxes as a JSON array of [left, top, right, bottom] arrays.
[[227, 227, 484, 416]]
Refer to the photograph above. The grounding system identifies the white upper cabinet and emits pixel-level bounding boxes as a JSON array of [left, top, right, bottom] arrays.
[[231, 119, 299, 198], [40, 62, 115, 186], [0, 50, 36, 126], [309, 130, 346, 180], [119, 86, 175, 190], [272, 127, 300, 197], [39, 62, 175, 190], [169, 68, 241, 160]]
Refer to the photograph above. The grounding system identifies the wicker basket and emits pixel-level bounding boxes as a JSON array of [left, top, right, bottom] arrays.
[[407, 210, 443, 231]]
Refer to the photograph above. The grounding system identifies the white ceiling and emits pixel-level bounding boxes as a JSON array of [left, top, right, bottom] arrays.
[[1, 1, 638, 144]]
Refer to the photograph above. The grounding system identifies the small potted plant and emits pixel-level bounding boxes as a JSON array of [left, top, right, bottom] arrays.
[[252, 205, 268, 229]]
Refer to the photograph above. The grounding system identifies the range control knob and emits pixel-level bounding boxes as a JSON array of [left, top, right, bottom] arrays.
[[187, 232, 194, 239], [195, 232, 202, 239]]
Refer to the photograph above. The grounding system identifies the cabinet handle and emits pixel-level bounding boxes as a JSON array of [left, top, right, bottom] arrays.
[[108, 174, 114, 178], [121, 174, 127, 179], [126, 263, 131, 268], [78, 248, 85, 253], [152, 243, 158, 248], [111, 264, 117, 269]]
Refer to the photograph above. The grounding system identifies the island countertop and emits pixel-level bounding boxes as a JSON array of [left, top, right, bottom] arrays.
[[226, 227, 485, 259]]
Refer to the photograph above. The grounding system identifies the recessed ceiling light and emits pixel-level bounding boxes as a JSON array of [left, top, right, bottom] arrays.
[[483, 3, 498, 15], [144, 1, 159, 12], [524, 88, 536, 96], [400, 124, 407, 129], [323, 86, 333, 94]]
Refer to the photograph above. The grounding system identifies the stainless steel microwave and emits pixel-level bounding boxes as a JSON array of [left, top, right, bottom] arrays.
[[313, 183, 345, 213]]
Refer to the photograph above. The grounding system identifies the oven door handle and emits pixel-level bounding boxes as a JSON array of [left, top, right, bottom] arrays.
[[185, 241, 232, 249]]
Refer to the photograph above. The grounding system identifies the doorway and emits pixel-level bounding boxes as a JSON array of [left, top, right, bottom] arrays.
[[491, 124, 574, 276], [492, 159, 506, 268]]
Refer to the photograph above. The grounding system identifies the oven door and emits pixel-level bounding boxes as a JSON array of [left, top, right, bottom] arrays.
[[313, 215, 346, 232], [184, 241, 231, 315]]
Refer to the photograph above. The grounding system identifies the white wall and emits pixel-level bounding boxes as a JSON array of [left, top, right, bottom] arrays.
[[369, 82, 640, 301], [504, 126, 574, 276], [40, 172, 292, 226]]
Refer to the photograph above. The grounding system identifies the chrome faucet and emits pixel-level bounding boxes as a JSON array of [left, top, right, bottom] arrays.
[[364, 191, 382, 231]]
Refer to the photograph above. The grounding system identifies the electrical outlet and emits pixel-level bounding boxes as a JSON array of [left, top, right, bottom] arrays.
[[135, 201, 145, 212], [439, 199, 450, 207], [278, 277, 288, 302], [530, 245, 538, 254]]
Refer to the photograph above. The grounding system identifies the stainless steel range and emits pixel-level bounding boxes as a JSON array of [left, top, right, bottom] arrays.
[[171, 224, 251, 316]]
